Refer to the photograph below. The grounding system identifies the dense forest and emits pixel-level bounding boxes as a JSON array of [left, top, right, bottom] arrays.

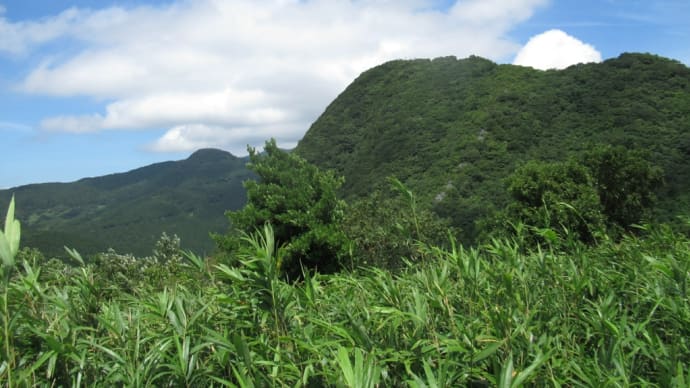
[[297, 53, 690, 242], [1, 53, 689, 385]]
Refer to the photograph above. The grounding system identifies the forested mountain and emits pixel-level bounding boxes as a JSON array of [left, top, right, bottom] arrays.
[[296, 53, 690, 241], [4, 53, 690, 255], [0, 149, 251, 257]]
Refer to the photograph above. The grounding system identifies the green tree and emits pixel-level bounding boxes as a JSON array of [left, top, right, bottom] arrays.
[[502, 160, 605, 244], [343, 179, 452, 271], [218, 139, 349, 279], [581, 145, 663, 231]]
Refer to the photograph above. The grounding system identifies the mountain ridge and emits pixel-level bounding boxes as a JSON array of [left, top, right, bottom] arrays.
[[296, 52, 690, 241], [0, 148, 252, 257]]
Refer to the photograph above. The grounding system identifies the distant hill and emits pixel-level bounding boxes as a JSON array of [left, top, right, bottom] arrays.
[[0, 149, 252, 257], [296, 53, 690, 241]]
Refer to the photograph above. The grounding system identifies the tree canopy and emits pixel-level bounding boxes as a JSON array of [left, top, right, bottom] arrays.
[[219, 139, 349, 279], [581, 145, 663, 232], [502, 160, 605, 244]]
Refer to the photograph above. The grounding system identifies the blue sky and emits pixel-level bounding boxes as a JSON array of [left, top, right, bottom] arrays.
[[1, 0, 688, 189]]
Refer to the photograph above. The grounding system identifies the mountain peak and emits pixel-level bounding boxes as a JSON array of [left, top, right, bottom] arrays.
[[187, 148, 236, 162]]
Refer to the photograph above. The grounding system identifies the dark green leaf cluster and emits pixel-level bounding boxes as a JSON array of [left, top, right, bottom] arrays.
[[343, 181, 453, 271], [582, 144, 664, 231], [502, 159, 605, 244], [219, 139, 349, 279], [490, 146, 664, 245]]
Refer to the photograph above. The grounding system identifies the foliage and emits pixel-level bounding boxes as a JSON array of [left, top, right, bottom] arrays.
[[491, 147, 664, 245], [219, 139, 349, 279], [3, 53, 689, 254], [581, 144, 664, 232], [342, 178, 452, 271], [153, 232, 183, 263], [0, 195, 20, 277], [1, 52, 690, 386], [296, 53, 690, 243], [498, 160, 605, 244], [2, 200, 689, 385], [88, 247, 204, 297], [0, 196, 20, 386]]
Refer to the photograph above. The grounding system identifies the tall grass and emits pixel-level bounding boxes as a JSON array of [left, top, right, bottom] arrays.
[[0, 199, 689, 385]]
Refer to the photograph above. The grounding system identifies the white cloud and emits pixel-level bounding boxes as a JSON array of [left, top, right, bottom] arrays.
[[41, 88, 296, 133], [41, 114, 103, 133], [451, 0, 548, 31], [4, 0, 550, 153], [148, 123, 302, 154], [513, 29, 602, 70], [0, 7, 83, 55]]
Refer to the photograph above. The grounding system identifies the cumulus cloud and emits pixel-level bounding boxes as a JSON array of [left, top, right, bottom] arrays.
[[513, 29, 602, 70], [4, 0, 550, 153]]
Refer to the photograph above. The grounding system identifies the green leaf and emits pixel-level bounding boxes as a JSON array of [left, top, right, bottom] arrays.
[[498, 355, 513, 388], [17, 350, 57, 382], [64, 246, 85, 266], [0, 196, 20, 268], [512, 351, 550, 386], [215, 264, 246, 282], [4, 196, 20, 257], [232, 333, 253, 372], [4, 195, 15, 234], [0, 230, 12, 268], [6, 220, 20, 260], [336, 347, 355, 387], [472, 340, 502, 363], [182, 250, 205, 272], [422, 359, 439, 388]]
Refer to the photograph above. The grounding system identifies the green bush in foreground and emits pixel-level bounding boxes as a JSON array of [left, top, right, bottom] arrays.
[[217, 138, 349, 280]]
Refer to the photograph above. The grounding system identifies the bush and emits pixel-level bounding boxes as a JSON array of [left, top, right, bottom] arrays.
[[500, 160, 605, 245], [343, 178, 453, 271], [581, 144, 663, 232], [218, 139, 349, 279]]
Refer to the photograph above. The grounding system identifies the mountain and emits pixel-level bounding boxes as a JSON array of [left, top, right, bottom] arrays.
[[4, 53, 689, 255], [0, 149, 252, 257], [296, 53, 690, 241]]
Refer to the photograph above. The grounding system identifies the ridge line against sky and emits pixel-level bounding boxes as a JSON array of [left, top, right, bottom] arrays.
[[1, 0, 689, 188]]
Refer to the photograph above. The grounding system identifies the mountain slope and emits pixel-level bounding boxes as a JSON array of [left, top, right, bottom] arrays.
[[296, 53, 690, 241], [0, 149, 251, 257]]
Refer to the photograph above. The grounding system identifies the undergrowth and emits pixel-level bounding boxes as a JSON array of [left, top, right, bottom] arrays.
[[0, 201, 689, 386]]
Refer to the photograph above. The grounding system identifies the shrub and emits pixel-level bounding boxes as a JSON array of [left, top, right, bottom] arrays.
[[218, 139, 349, 279]]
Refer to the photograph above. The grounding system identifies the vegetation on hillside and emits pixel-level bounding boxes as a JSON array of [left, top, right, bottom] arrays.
[[296, 53, 690, 243], [5, 53, 688, 257], [0, 149, 251, 257]]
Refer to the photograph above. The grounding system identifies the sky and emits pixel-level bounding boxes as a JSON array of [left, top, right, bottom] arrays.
[[1, 0, 689, 189]]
